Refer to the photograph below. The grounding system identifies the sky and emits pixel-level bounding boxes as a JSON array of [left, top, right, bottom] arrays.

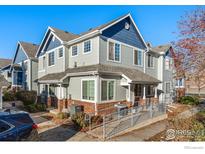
[[0, 5, 200, 59]]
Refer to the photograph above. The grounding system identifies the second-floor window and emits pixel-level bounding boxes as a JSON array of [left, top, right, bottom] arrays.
[[148, 54, 154, 68], [84, 40, 91, 53], [108, 41, 120, 62], [134, 50, 142, 66], [58, 47, 63, 58], [48, 51, 55, 66], [165, 57, 172, 70], [72, 45, 78, 56]]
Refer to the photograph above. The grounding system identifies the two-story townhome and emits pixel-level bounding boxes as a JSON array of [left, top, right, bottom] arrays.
[[36, 13, 174, 115], [147, 44, 175, 103], [0, 58, 12, 83], [11, 41, 39, 91]]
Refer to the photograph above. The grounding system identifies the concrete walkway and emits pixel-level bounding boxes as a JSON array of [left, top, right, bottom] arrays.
[[110, 120, 168, 141]]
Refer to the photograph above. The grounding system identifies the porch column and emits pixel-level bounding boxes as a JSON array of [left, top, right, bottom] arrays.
[[128, 84, 131, 102], [154, 86, 158, 98], [143, 85, 146, 99], [59, 84, 62, 99], [47, 84, 50, 96]]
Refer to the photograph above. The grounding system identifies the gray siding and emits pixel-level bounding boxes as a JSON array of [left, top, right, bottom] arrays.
[[99, 37, 144, 72], [145, 53, 158, 79], [68, 36, 100, 68], [38, 45, 66, 78], [31, 60, 38, 91]]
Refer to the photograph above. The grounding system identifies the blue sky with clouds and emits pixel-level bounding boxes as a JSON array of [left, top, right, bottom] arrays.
[[0, 5, 199, 59]]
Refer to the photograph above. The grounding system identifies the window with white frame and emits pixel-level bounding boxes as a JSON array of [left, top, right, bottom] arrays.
[[148, 54, 154, 67], [48, 51, 55, 66], [101, 80, 114, 101], [165, 82, 171, 93], [134, 50, 142, 66], [72, 45, 78, 56], [82, 80, 95, 101], [165, 57, 172, 70], [84, 40, 91, 53], [176, 78, 184, 87], [58, 47, 63, 58], [108, 41, 120, 62]]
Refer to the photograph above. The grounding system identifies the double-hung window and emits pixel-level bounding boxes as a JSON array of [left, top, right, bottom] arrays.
[[165, 82, 171, 93], [101, 80, 114, 101], [82, 80, 95, 101], [134, 50, 142, 66], [108, 41, 121, 62], [84, 40, 91, 53], [72, 45, 78, 56], [165, 57, 172, 70], [148, 54, 154, 67], [58, 47, 63, 58], [48, 51, 55, 66]]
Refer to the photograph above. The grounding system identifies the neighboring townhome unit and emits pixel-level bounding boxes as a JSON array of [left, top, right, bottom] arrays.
[[36, 13, 170, 115], [148, 44, 175, 103], [0, 58, 12, 83], [11, 41, 39, 91]]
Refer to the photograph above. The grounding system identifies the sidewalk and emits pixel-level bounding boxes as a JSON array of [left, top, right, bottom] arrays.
[[110, 120, 168, 141]]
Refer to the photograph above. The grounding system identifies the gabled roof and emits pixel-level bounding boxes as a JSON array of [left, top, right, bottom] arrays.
[[50, 27, 79, 42], [38, 64, 160, 84], [66, 13, 148, 48], [150, 44, 171, 54], [0, 75, 9, 87], [0, 58, 12, 68], [19, 41, 39, 58]]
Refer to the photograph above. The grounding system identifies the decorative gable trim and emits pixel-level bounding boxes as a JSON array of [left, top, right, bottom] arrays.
[[12, 42, 29, 65], [35, 27, 64, 58]]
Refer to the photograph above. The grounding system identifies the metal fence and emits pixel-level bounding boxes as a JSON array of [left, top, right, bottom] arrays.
[[88, 103, 167, 140]]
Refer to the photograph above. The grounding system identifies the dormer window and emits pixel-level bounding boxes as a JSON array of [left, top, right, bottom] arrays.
[[58, 47, 63, 58]]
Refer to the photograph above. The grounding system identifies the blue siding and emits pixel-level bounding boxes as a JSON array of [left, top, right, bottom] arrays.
[[102, 17, 146, 50], [44, 34, 61, 51], [14, 46, 28, 64], [13, 71, 23, 86]]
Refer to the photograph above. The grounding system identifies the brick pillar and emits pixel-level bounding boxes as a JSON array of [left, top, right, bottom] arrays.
[[139, 99, 146, 106], [47, 97, 51, 108], [151, 97, 159, 104], [57, 99, 63, 113]]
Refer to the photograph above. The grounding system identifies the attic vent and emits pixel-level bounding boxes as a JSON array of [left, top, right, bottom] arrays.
[[74, 62, 77, 68], [125, 22, 130, 30]]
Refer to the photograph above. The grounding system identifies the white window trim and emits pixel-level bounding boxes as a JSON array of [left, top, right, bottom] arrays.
[[147, 54, 154, 69], [100, 79, 116, 103], [165, 81, 171, 94], [81, 78, 97, 103], [165, 57, 172, 71], [48, 51, 55, 67], [57, 47, 64, 59], [83, 39, 92, 54], [175, 78, 185, 88], [133, 48, 143, 67], [71, 44, 79, 57], [107, 39, 122, 63]]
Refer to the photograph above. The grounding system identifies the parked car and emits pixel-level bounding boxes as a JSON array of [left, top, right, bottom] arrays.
[[0, 111, 38, 141]]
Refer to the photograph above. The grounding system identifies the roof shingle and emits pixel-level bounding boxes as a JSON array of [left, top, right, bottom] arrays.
[[0, 58, 12, 68], [19, 41, 39, 58], [38, 64, 160, 84]]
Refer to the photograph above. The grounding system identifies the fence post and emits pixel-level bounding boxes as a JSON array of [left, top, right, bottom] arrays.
[[150, 103, 153, 118], [103, 115, 106, 140], [131, 106, 134, 126], [89, 114, 91, 131]]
